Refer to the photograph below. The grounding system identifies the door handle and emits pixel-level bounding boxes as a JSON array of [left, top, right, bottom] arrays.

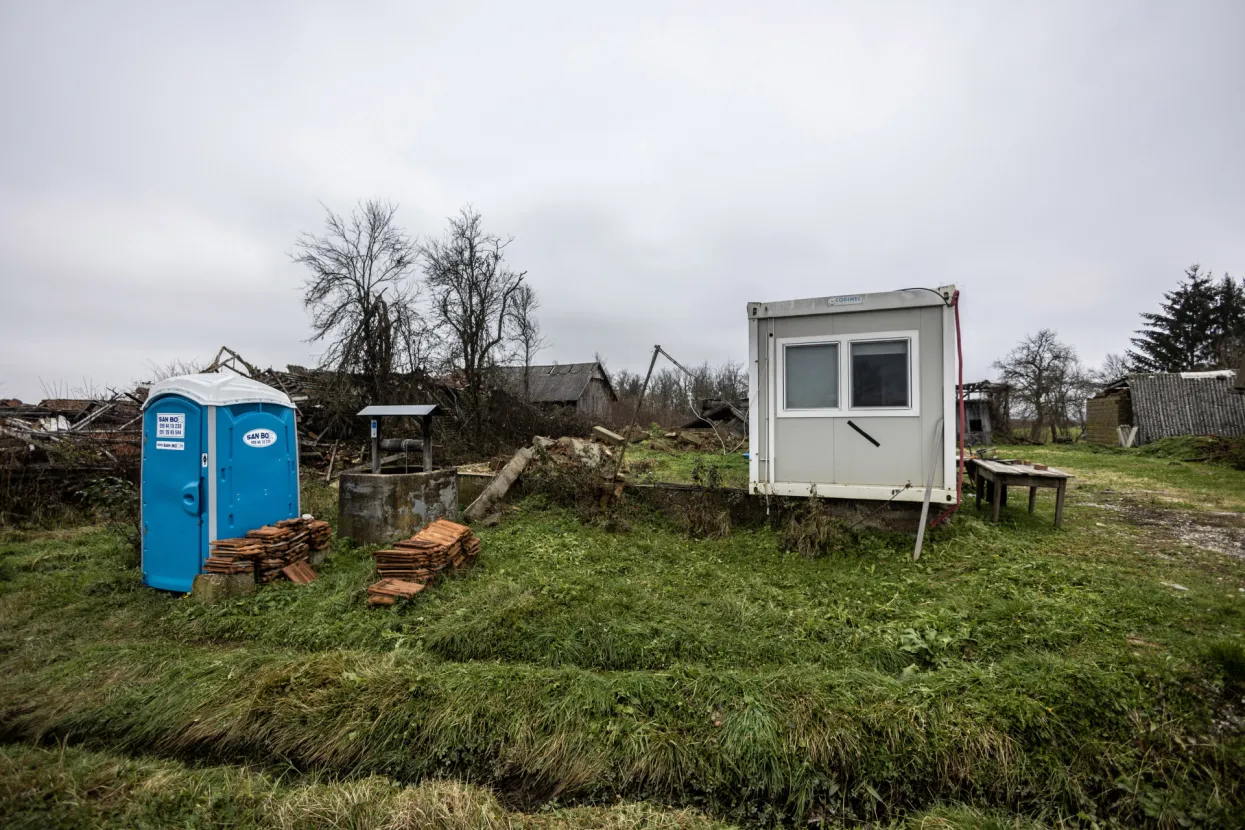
[[181, 482, 201, 516]]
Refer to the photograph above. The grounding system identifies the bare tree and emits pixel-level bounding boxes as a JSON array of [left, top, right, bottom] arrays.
[[993, 330, 1089, 442], [421, 207, 526, 438], [1085, 352, 1131, 394], [507, 283, 547, 401], [293, 200, 421, 403]]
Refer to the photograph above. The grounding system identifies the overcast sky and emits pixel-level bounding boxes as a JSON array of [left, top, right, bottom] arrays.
[[2, 1, 1242, 402]]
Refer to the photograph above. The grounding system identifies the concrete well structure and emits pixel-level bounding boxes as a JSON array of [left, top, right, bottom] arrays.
[[338, 468, 459, 545]]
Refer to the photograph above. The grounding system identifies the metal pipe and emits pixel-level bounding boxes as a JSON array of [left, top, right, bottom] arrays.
[[379, 438, 424, 452], [913, 417, 945, 561]]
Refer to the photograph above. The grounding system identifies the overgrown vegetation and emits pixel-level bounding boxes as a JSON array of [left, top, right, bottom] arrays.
[[0, 743, 731, 830], [1, 444, 1244, 827], [625, 437, 749, 490], [1137, 435, 1245, 470]]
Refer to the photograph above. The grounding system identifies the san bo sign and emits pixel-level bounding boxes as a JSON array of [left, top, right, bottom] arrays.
[[242, 428, 277, 448]]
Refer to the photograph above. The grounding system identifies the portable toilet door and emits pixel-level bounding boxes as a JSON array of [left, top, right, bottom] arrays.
[[141, 373, 298, 592], [141, 392, 208, 591]]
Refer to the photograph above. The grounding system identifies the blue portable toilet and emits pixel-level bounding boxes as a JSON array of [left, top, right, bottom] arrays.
[[141, 373, 300, 592]]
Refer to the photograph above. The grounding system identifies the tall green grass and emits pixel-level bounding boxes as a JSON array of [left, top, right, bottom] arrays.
[[1, 447, 1244, 826], [0, 743, 1056, 829]]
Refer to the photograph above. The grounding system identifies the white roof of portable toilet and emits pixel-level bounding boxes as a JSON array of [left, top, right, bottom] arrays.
[[143, 373, 294, 409]]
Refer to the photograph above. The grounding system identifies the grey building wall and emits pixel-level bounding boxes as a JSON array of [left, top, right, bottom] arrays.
[[754, 304, 946, 488], [580, 375, 614, 420]]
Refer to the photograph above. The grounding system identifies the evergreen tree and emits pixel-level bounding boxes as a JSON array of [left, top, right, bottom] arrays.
[[1212, 272, 1245, 367], [1128, 264, 1220, 372]]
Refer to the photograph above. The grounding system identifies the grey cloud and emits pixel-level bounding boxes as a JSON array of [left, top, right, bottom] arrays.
[[2, 0, 1243, 401]]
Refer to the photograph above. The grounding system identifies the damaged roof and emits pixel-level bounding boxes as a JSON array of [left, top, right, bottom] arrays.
[[493, 362, 616, 404]]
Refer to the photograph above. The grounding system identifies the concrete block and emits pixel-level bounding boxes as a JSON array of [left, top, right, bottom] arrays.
[[191, 572, 256, 603], [338, 468, 459, 546], [593, 425, 625, 445]]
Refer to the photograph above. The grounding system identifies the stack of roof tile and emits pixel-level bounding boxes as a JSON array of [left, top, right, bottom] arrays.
[[204, 516, 333, 584], [307, 519, 332, 551], [251, 524, 309, 583], [366, 578, 425, 606], [204, 538, 262, 575], [368, 518, 480, 606]]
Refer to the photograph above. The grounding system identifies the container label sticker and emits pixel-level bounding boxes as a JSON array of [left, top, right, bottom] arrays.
[[156, 440, 184, 451], [156, 413, 185, 438], [828, 295, 864, 307], [370, 419, 377, 438], [243, 428, 277, 448], [201, 452, 208, 467]]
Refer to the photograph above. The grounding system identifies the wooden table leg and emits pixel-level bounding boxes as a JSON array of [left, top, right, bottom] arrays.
[[975, 472, 983, 510], [1054, 480, 1066, 528], [992, 476, 1003, 522], [1001, 484, 1009, 507], [1028, 487, 1037, 514]]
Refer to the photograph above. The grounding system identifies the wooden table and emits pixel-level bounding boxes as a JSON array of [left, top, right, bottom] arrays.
[[966, 459, 1073, 527]]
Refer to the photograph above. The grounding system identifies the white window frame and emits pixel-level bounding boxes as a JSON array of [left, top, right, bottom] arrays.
[[847, 330, 920, 417], [777, 329, 921, 419], [776, 335, 844, 418]]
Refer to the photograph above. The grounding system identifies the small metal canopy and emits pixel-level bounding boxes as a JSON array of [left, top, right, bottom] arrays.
[[144, 373, 293, 410], [357, 404, 441, 473], [357, 404, 440, 417]]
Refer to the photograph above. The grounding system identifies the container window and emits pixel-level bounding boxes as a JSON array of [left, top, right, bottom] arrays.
[[785, 342, 839, 409], [851, 339, 910, 408]]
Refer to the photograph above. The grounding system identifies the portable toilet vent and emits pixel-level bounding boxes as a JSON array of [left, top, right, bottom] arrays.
[[141, 373, 299, 592]]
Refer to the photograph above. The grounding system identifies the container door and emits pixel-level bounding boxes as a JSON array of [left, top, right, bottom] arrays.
[[215, 403, 299, 538], [141, 396, 206, 592]]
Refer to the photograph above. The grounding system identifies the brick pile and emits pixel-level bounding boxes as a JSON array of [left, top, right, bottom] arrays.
[[367, 518, 480, 606], [204, 516, 333, 584]]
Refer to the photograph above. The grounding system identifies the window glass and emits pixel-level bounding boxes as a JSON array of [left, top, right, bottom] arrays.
[[785, 342, 838, 409], [851, 339, 909, 407]]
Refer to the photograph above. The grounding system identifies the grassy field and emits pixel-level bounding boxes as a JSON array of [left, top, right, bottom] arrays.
[[622, 430, 750, 489], [1, 442, 1244, 827]]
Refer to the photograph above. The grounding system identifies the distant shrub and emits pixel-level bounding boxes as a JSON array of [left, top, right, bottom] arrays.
[[77, 476, 141, 567]]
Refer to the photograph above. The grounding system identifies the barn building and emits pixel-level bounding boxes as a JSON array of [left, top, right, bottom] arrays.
[[495, 362, 617, 420], [1086, 371, 1245, 446]]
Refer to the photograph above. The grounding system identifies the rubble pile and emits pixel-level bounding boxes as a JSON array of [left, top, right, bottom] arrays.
[[368, 518, 480, 606], [204, 516, 333, 584]]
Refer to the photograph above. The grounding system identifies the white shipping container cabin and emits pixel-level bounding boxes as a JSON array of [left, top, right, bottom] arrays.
[[748, 286, 959, 506]]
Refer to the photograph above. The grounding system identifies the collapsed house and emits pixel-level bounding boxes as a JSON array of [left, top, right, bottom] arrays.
[[1086, 370, 1245, 446], [681, 399, 748, 436], [960, 381, 1012, 445], [1, 391, 147, 520]]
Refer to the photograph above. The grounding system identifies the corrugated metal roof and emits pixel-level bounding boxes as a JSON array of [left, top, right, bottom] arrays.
[[493, 363, 615, 404], [1128, 372, 1245, 443]]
